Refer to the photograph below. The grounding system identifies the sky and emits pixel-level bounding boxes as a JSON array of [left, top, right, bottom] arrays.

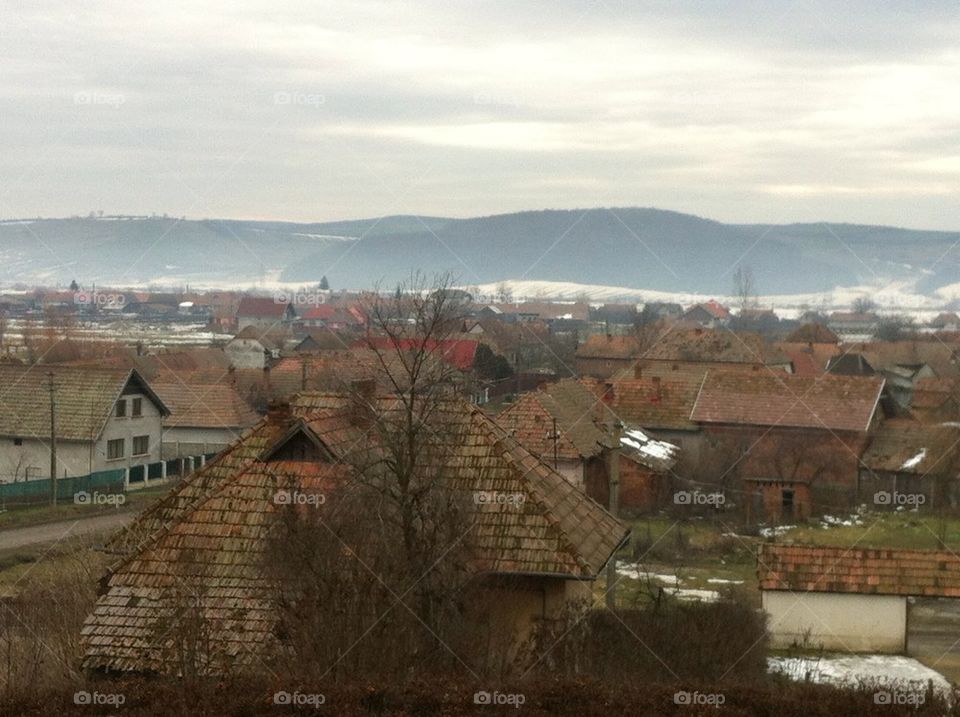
[[1, 0, 959, 228]]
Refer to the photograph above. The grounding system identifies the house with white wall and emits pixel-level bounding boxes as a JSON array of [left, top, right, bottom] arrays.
[[0, 366, 169, 481], [758, 543, 960, 653], [151, 380, 260, 458]]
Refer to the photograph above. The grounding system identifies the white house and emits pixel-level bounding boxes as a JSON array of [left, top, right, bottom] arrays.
[[758, 543, 960, 653], [151, 380, 260, 458], [0, 366, 169, 481]]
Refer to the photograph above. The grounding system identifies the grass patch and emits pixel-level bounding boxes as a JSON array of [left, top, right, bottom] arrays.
[[776, 512, 960, 551], [0, 483, 171, 530]]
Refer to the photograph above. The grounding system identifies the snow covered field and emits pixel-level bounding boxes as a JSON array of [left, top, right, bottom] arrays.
[[769, 655, 952, 698]]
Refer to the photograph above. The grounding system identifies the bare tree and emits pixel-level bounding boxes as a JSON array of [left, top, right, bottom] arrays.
[[267, 274, 486, 678], [732, 265, 756, 313]]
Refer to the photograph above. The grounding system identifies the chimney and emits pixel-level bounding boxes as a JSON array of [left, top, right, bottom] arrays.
[[266, 400, 291, 423], [348, 378, 376, 428], [602, 381, 614, 404], [694, 327, 703, 336]]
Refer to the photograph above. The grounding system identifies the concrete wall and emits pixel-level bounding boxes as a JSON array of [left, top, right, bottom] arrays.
[[161, 426, 241, 459], [763, 590, 907, 653], [225, 339, 267, 369]]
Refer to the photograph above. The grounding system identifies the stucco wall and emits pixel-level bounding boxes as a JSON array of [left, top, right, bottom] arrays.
[[0, 391, 162, 479], [763, 590, 907, 653]]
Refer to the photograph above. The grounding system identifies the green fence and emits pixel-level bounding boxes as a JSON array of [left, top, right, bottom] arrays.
[[0, 469, 126, 507]]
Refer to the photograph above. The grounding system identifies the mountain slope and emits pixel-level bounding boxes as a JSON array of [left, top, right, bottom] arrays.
[[1, 209, 958, 295]]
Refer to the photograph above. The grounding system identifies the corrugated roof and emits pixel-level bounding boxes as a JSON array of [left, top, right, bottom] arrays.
[[691, 371, 884, 432], [758, 543, 960, 597]]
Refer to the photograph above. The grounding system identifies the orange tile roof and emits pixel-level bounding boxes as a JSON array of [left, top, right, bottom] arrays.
[[691, 371, 884, 432], [152, 381, 261, 430], [758, 543, 960, 597], [589, 376, 702, 431], [85, 394, 628, 673]]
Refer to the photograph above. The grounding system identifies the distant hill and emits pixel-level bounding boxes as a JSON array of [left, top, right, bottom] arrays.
[[0, 209, 958, 296]]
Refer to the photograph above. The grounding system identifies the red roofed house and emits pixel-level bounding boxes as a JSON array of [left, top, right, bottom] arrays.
[[681, 300, 730, 328], [355, 337, 480, 372], [758, 543, 960, 652], [691, 371, 885, 519], [236, 296, 295, 332]]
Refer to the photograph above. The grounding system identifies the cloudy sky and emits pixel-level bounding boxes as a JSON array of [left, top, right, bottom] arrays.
[[2, 0, 959, 228]]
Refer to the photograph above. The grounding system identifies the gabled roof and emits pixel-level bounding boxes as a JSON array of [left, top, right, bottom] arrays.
[[690, 371, 884, 432], [860, 419, 960, 475], [776, 342, 841, 378], [684, 300, 730, 320], [85, 395, 628, 673], [590, 376, 703, 431], [236, 296, 291, 319], [575, 334, 642, 360], [785, 323, 839, 344], [151, 381, 261, 430], [758, 543, 960, 597], [497, 380, 608, 461], [641, 329, 785, 365], [0, 366, 168, 442]]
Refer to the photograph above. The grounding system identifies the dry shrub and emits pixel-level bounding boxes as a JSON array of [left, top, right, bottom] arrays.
[[523, 598, 768, 682], [0, 543, 109, 701]]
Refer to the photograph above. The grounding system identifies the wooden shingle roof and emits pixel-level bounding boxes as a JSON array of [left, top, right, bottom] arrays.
[[758, 543, 960, 597], [85, 394, 628, 673], [0, 366, 167, 441]]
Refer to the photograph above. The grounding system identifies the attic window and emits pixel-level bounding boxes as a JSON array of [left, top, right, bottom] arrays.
[[132, 398, 142, 417], [115, 399, 127, 417]]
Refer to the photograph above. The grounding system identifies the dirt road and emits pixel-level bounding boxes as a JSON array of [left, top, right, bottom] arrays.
[[0, 511, 135, 555]]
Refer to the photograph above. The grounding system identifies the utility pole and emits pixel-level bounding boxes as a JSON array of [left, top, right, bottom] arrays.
[[605, 421, 622, 610], [48, 372, 57, 506], [547, 417, 560, 470]]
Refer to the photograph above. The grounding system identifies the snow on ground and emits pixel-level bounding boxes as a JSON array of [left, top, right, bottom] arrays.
[[759, 525, 796, 538], [769, 655, 951, 698], [469, 278, 951, 319]]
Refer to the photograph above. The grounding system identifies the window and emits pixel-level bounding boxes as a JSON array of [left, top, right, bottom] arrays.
[[132, 435, 150, 456], [115, 399, 127, 418], [107, 438, 124, 460], [13, 437, 21, 446], [132, 397, 143, 417]]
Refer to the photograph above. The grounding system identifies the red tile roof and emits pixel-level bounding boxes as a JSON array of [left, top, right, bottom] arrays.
[[758, 543, 960, 597], [236, 296, 289, 319], [691, 371, 884, 432], [355, 337, 479, 371]]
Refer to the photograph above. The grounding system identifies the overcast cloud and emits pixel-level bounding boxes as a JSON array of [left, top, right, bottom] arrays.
[[1, 0, 958, 228]]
